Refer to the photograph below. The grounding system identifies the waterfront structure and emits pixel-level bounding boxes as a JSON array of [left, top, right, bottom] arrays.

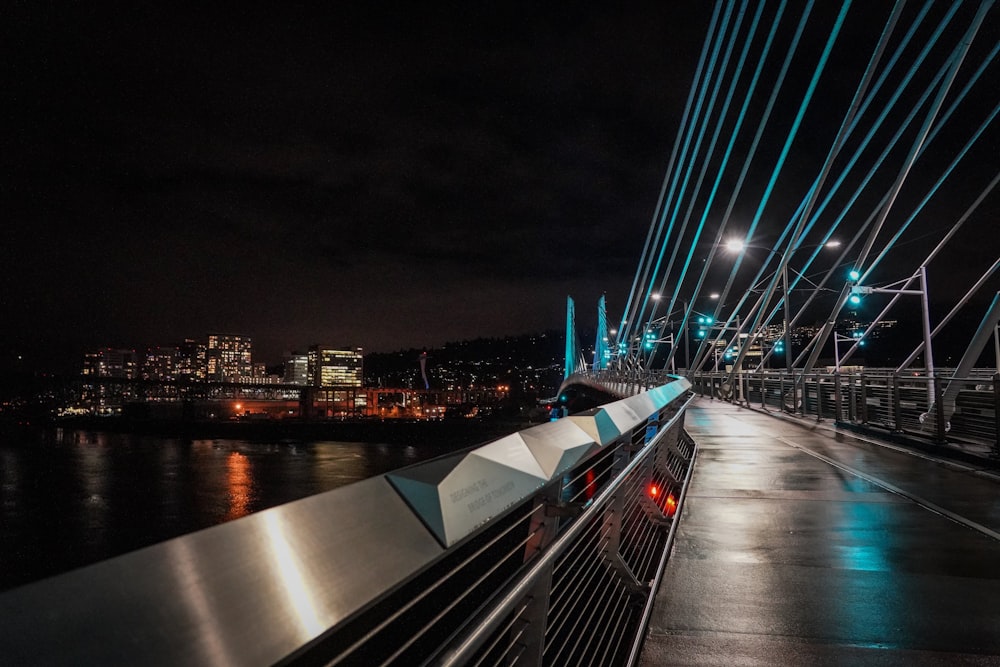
[[206, 333, 253, 382], [308, 346, 363, 388]]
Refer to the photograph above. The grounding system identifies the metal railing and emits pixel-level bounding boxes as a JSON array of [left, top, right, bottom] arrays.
[[0, 379, 696, 666], [690, 369, 1000, 456]]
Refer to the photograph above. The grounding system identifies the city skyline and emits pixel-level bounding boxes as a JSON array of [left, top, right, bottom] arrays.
[[4, 4, 997, 375]]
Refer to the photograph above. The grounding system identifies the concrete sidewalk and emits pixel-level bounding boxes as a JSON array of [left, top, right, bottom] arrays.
[[641, 398, 1000, 666]]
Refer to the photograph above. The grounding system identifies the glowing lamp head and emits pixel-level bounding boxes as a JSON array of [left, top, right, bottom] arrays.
[[725, 239, 745, 253], [848, 294, 862, 306], [848, 269, 861, 282], [648, 483, 659, 498]]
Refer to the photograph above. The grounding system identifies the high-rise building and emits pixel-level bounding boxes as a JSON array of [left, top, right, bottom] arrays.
[[308, 346, 363, 387], [143, 346, 178, 381], [206, 333, 252, 382], [82, 348, 140, 379], [176, 338, 207, 381], [283, 353, 310, 385]]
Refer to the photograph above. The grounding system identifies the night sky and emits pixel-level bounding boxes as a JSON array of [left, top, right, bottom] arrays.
[[3, 3, 998, 372]]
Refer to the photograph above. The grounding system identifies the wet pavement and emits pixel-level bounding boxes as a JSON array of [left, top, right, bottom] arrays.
[[641, 398, 1000, 666]]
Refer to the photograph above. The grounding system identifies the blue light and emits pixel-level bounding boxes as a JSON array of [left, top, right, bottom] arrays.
[[848, 269, 861, 282], [849, 294, 862, 306], [697, 330, 706, 338]]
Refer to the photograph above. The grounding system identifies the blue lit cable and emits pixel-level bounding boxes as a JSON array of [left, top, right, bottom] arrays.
[[640, 0, 752, 354], [618, 0, 725, 344], [696, 0, 846, 369], [625, 1, 736, 350]]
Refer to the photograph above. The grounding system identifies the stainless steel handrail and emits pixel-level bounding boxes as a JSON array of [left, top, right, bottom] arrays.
[[438, 394, 696, 666]]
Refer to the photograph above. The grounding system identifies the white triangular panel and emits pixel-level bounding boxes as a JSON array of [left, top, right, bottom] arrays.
[[436, 452, 548, 546], [520, 420, 596, 478], [468, 433, 548, 479], [602, 399, 643, 433]]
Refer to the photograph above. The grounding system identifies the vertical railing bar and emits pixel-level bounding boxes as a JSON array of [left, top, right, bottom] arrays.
[[892, 372, 903, 433], [993, 373, 1000, 457], [934, 375, 946, 444]]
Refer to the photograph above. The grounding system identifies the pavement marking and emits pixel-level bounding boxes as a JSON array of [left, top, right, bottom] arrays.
[[775, 435, 1000, 543]]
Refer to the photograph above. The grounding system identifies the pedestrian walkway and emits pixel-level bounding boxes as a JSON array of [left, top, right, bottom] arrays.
[[641, 398, 1000, 666]]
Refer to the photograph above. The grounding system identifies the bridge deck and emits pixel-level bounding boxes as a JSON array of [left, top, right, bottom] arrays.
[[641, 398, 1000, 666]]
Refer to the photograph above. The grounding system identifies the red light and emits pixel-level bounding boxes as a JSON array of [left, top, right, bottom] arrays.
[[648, 484, 659, 498], [664, 493, 677, 517]]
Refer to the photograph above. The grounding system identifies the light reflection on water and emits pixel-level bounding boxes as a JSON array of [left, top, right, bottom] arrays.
[[0, 429, 454, 592]]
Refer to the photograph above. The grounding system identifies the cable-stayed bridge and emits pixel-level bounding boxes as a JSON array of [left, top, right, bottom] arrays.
[[3, 3, 999, 664]]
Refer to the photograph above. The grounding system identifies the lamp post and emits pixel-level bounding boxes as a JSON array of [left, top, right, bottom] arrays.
[[724, 238, 841, 374], [651, 293, 690, 371], [833, 331, 865, 373], [847, 265, 934, 401]]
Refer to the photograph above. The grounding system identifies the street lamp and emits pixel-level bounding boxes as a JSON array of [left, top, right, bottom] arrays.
[[724, 238, 841, 374], [651, 292, 690, 370]]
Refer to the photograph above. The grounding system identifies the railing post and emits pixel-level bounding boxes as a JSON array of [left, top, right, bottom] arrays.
[[761, 374, 767, 410], [848, 375, 856, 422], [892, 372, 903, 433], [834, 372, 842, 422], [779, 373, 785, 412], [993, 373, 1000, 458], [815, 374, 824, 422], [513, 486, 562, 664], [934, 375, 947, 444], [860, 373, 868, 424]]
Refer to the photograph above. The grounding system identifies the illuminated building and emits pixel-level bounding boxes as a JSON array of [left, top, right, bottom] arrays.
[[81, 348, 140, 379], [283, 353, 309, 385], [308, 346, 363, 387], [176, 338, 207, 381], [143, 347, 178, 381], [206, 333, 253, 382]]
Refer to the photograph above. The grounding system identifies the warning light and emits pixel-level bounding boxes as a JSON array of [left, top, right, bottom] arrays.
[[664, 493, 677, 517], [648, 484, 659, 498]]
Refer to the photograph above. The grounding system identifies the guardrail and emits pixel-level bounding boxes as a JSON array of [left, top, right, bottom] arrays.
[[690, 369, 999, 456], [0, 378, 695, 666]]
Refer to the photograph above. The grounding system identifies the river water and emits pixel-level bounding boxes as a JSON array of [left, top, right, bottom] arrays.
[[0, 427, 460, 592]]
